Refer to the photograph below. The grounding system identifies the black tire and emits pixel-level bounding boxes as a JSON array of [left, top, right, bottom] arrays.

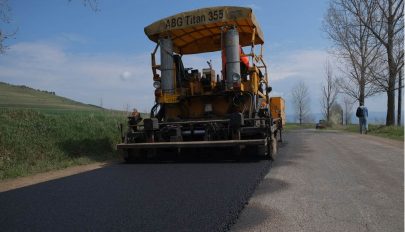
[[257, 143, 269, 160], [123, 149, 131, 163], [245, 139, 268, 161]]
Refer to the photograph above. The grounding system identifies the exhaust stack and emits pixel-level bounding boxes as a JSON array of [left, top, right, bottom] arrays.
[[225, 28, 241, 89], [160, 37, 175, 94]]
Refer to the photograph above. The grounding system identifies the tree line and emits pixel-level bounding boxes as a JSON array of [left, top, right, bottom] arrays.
[[292, 0, 403, 126]]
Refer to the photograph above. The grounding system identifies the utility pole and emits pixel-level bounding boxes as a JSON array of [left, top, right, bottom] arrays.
[[398, 69, 402, 126]]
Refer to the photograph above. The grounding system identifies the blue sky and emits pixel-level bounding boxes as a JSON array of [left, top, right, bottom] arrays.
[[0, 0, 390, 119]]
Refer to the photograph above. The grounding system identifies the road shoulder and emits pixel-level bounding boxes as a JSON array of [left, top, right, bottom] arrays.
[[231, 129, 404, 232], [0, 161, 114, 192]]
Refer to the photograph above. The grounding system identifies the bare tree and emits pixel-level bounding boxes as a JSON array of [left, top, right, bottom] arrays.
[[323, 0, 383, 106], [0, 0, 15, 54], [343, 96, 355, 124], [330, 102, 344, 124], [291, 81, 311, 125], [342, 0, 404, 125], [321, 61, 340, 122], [398, 69, 402, 125]]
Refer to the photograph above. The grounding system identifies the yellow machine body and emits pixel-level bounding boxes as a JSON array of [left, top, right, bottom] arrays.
[[270, 97, 286, 126], [117, 6, 285, 162]]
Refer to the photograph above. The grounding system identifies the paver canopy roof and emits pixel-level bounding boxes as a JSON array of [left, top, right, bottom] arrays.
[[144, 6, 264, 54]]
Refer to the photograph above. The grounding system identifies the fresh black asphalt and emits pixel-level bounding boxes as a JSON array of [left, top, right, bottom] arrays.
[[0, 157, 272, 231]]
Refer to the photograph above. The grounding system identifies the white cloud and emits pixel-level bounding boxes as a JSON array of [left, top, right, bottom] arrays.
[[266, 49, 387, 115], [0, 41, 155, 111], [119, 71, 133, 81], [263, 49, 328, 114], [11, 42, 68, 65], [0, 43, 388, 115], [268, 49, 329, 82]]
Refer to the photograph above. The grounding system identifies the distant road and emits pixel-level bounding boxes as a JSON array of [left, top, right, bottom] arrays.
[[232, 129, 404, 232]]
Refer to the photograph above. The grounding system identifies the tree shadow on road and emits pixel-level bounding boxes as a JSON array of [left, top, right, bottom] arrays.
[[253, 177, 290, 197], [231, 205, 285, 232]]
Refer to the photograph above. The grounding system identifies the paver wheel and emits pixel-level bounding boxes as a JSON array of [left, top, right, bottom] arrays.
[[268, 132, 278, 160], [246, 139, 269, 161]]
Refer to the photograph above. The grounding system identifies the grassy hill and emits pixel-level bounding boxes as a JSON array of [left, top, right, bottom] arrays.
[[0, 82, 127, 180], [0, 82, 103, 111]]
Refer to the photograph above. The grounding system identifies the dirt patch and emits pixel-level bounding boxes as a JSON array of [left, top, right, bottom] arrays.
[[0, 161, 115, 192]]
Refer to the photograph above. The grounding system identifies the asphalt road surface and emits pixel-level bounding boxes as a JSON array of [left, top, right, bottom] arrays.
[[232, 129, 404, 232], [1, 129, 403, 232], [0, 154, 271, 232]]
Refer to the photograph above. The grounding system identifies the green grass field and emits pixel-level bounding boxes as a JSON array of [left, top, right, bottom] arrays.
[[0, 82, 128, 179], [0, 82, 105, 111], [1, 82, 402, 179], [340, 124, 404, 141]]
